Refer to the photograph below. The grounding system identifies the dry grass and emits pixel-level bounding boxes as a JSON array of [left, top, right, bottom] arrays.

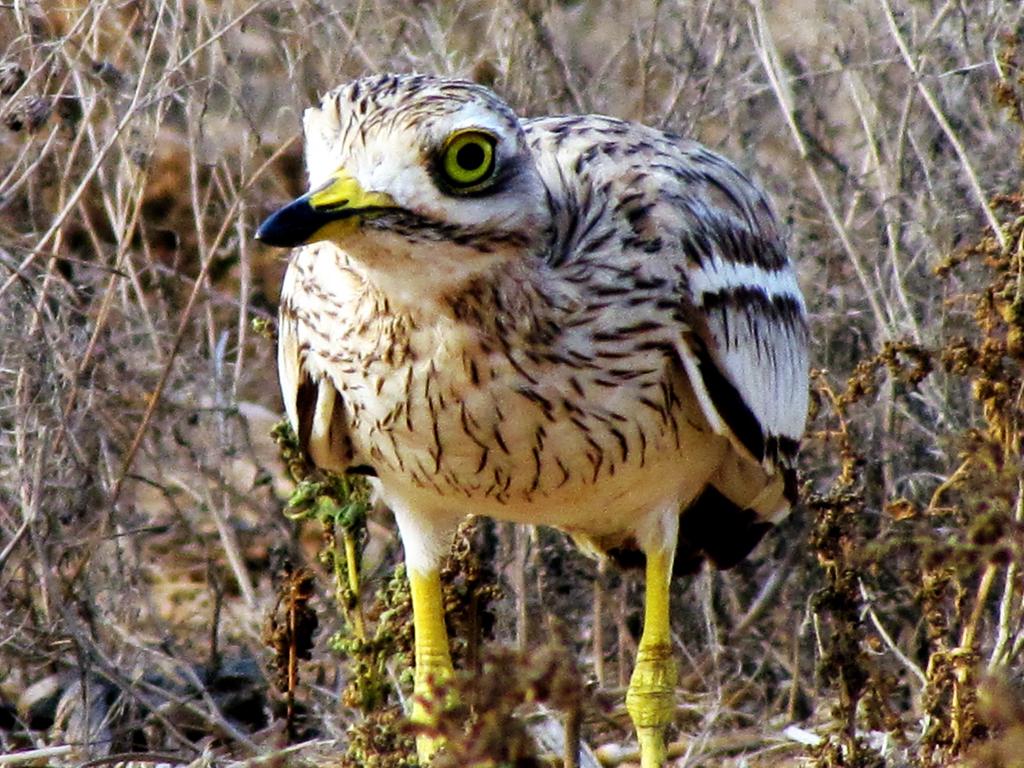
[[2, 1, 1024, 766]]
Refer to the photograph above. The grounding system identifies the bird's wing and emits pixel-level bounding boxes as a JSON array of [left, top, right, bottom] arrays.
[[278, 253, 355, 474], [671, 210, 809, 485], [525, 117, 809, 484]]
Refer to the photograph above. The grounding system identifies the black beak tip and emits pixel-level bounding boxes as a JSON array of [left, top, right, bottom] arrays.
[[254, 209, 292, 248], [254, 219, 274, 245], [255, 197, 320, 249]]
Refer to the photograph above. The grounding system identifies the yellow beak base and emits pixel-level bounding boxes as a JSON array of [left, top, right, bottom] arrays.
[[256, 170, 395, 248]]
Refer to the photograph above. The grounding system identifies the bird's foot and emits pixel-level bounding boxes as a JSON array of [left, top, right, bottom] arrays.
[[626, 642, 677, 768], [414, 730, 445, 766], [411, 659, 453, 765]]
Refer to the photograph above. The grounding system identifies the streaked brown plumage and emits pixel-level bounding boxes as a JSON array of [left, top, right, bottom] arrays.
[[257, 73, 809, 766]]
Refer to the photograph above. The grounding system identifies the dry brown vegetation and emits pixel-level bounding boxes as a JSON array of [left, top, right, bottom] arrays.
[[2, 1, 1024, 766]]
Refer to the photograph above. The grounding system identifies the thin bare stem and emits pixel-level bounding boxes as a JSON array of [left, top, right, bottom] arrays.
[[878, 0, 1007, 251]]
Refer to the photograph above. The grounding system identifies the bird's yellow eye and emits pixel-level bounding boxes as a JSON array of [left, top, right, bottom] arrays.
[[440, 131, 496, 189]]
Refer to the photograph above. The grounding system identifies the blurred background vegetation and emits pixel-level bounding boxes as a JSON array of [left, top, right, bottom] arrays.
[[1, 1, 1024, 766]]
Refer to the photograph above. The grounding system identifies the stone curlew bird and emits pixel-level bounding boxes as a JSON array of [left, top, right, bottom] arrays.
[[257, 73, 809, 767]]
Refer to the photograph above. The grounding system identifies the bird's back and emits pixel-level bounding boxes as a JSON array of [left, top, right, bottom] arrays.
[[516, 114, 808, 565]]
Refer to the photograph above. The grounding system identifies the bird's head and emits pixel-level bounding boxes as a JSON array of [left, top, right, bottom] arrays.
[[256, 74, 550, 300]]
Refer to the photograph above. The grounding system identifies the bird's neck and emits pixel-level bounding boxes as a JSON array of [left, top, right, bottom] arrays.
[[351, 249, 564, 342], [438, 257, 568, 350]]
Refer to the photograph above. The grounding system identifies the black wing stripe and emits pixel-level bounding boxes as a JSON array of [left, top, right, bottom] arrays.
[[683, 331, 765, 462]]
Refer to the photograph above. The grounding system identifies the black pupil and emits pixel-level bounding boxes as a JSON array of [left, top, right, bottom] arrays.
[[455, 141, 486, 171]]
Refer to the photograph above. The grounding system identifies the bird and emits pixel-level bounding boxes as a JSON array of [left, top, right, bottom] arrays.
[[256, 72, 809, 768]]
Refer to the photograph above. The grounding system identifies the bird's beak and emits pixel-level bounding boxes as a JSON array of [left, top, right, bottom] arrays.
[[255, 169, 396, 248]]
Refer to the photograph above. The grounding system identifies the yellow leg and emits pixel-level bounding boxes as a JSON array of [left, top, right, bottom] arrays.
[[625, 549, 678, 768], [408, 566, 454, 764]]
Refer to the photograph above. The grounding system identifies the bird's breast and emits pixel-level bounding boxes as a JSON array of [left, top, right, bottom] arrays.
[[321, 316, 726, 535]]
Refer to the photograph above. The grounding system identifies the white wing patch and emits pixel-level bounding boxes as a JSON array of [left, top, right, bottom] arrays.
[[677, 248, 809, 471]]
